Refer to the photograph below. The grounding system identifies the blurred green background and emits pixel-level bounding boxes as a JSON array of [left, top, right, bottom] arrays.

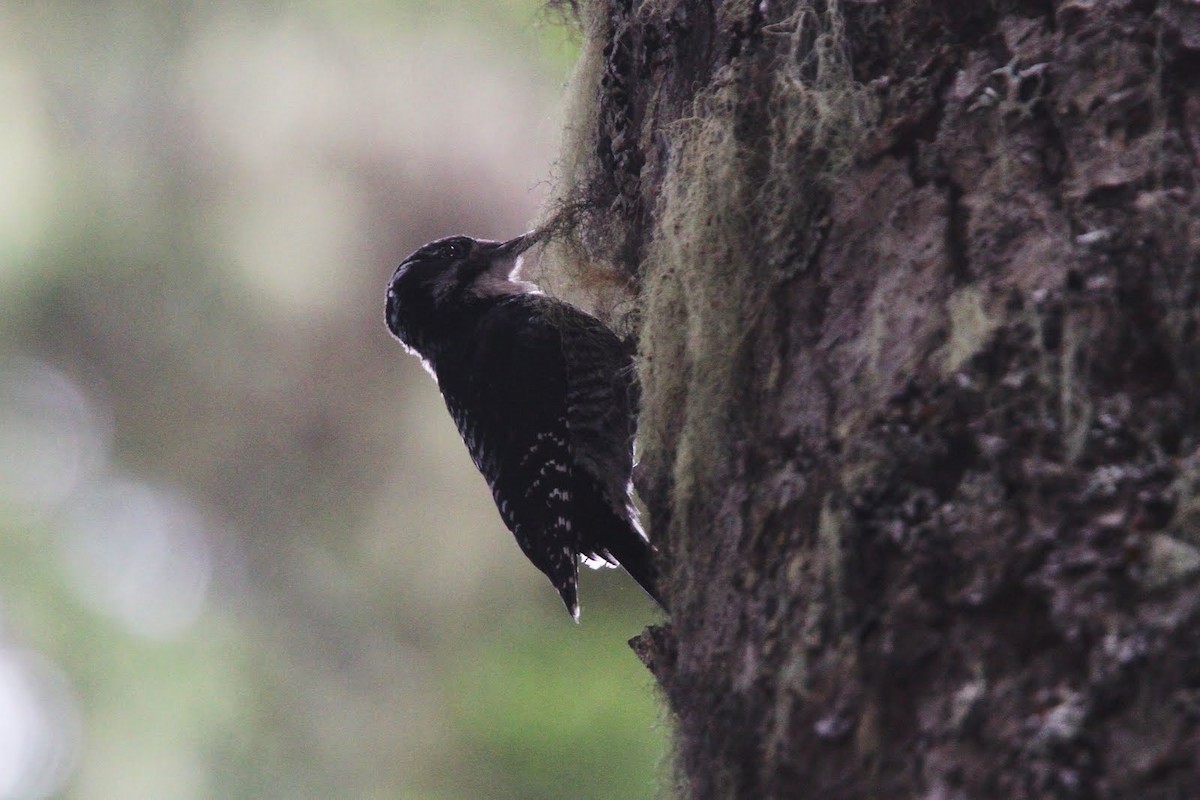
[[0, 2, 667, 798]]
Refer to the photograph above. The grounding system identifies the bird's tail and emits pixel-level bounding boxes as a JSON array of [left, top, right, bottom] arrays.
[[556, 571, 581, 623], [602, 515, 668, 613]]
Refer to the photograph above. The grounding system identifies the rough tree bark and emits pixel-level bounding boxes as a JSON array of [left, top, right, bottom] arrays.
[[542, 1, 1200, 797]]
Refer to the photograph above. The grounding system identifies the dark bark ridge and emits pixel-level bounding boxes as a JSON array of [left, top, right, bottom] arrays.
[[546, 1, 1200, 797]]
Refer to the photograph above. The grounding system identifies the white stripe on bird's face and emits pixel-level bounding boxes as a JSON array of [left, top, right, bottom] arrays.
[[466, 249, 541, 299]]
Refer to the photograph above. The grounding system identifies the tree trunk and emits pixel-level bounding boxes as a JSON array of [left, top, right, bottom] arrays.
[[544, 1, 1200, 797]]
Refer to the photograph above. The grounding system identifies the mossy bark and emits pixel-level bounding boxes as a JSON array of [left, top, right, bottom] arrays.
[[547, 1, 1200, 797]]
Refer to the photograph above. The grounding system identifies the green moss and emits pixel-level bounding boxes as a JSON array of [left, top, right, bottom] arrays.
[[817, 500, 846, 622], [1139, 533, 1200, 591], [942, 287, 999, 374], [637, 2, 872, 558], [1058, 306, 1094, 464], [535, 1, 874, 572], [527, 1, 632, 319]]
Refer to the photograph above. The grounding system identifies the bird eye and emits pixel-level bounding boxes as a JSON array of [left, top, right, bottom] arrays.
[[443, 241, 466, 259]]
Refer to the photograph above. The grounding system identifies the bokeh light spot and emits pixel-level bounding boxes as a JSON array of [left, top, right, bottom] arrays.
[[0, 647, 81, 800], [60, 480, 213, 640], [0, 359, 109, 517]]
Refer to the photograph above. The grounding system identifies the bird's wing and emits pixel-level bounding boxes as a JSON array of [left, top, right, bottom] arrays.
[[544, 303, 642, 535], [452, 298, 597, 611]]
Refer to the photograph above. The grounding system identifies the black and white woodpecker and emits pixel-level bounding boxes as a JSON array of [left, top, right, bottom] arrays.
[[385, 232, 664, 619]]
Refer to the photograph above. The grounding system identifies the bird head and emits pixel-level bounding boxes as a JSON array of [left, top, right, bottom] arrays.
[[385, 232, 538, 348]]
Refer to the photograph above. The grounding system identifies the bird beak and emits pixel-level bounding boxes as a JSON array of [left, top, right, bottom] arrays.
[[488, 231, 538, 259], [479, 231, 539, 281]]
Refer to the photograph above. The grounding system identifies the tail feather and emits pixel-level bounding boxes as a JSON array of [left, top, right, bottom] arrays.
[[602, 519, 668, 612], [554, 561, 581, 622]]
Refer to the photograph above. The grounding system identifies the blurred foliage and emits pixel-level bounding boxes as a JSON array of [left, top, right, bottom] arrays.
[[0, 2, 666, 798]]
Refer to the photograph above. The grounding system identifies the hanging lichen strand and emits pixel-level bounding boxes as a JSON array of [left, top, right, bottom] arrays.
[[539, 0, 871, 560]]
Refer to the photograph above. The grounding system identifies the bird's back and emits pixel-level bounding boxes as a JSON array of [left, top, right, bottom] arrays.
[[431, 294, 659, 615]]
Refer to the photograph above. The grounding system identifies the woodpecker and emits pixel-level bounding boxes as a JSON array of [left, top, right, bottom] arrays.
[[385, 232, 664, 619]]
